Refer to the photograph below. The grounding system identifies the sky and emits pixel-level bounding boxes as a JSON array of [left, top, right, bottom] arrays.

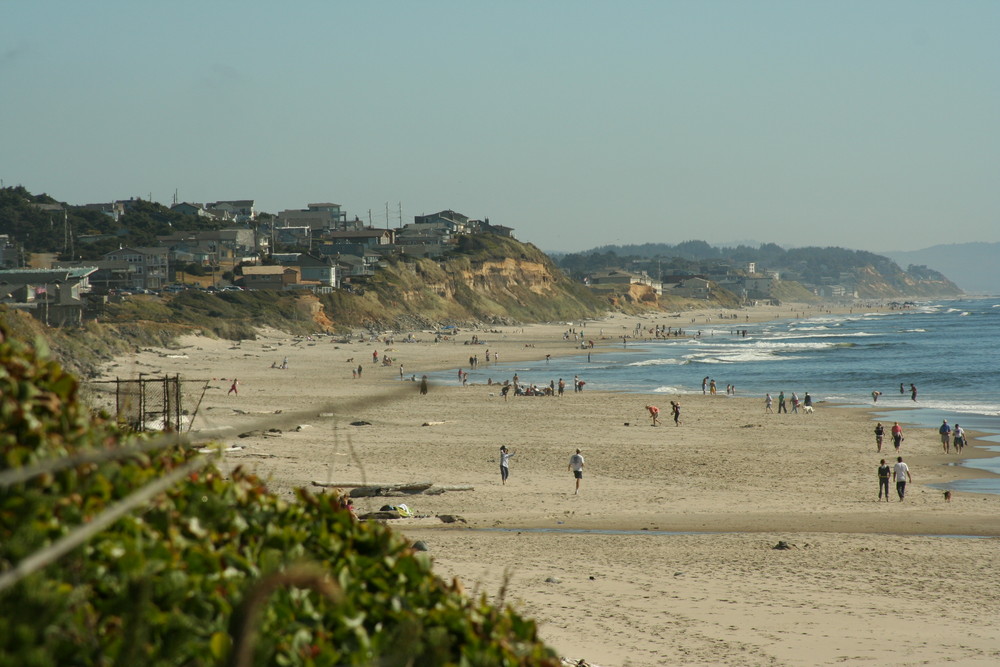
[[2, 1, 998, 254]]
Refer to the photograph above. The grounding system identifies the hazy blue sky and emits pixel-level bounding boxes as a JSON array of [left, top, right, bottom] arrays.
[[3, 1, 998, 253]]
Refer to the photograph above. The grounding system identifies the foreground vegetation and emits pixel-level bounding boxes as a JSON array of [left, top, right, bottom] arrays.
[[0, 325, 559, 666]]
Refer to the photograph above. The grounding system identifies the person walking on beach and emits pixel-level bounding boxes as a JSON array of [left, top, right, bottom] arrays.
[[499, 445, 515, 485], [558, 378, 565, 396], [910, 383, 918, 402], [709, 379, 717, 395], [874, 422, 885, 452], [803, 392, 813, 409], [765, 393, 773, 413], [568, 449, 585, 494], [228, 378, 239, 396], [778, 391, 787, 413], [419, 375, 428, 395], [670, 401, 681, 426], [646, 404, 660, 426], [702, 376, 709, 395], [939, 420, 953, 453], [953, 424, 966, 453], [790, 392, 800, 414], [893, 456, 912, 500], [891, 422, 903, 451], [878, 459, 891, 502]]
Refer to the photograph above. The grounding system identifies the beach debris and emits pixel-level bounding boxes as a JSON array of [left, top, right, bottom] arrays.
[[772, 540, 798, 550], [237, 429, 282, 438], [421, 420, 447, 426], [350, 420, 372, 426], [544, 577, 561, 584], [311, 481, 473, 497], [196, 445, 245, 454], [437, 514, 467, 524], [411, 540, 429, 552]]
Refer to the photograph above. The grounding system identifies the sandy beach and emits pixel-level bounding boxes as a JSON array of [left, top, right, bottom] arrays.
[[94, 304, 1000, 666]]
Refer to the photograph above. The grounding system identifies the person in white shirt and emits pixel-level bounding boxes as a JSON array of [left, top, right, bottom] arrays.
[[499, 445, 515, 485], [893, 456, 912, 501], [953, 424, 966, 453], [568, 449, 585, 494]]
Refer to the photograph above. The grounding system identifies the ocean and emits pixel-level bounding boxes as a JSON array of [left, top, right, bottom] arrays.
[[433, 297, 1000, 494]]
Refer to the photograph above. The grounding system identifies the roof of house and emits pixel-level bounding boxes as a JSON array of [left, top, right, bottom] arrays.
[[0, 267, 97, 283], [328, 229, 392, 239], [242, 266, 294, 276]]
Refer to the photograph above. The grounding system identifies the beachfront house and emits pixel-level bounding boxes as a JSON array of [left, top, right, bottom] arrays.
[[668, 277, 713, 299], [413, 210, 471, 235], [206, 200, 256, 222], [270, 253, 341, 288], [239, 265, 301, 291], [102, 246, 170, 291], [0, 267, 97, 326], [275, 203, 357, 233]]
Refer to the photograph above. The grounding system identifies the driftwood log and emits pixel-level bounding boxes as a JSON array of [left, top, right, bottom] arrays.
[[310, 481, 474, 497]]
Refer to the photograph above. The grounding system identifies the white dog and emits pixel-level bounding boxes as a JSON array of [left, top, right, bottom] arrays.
[[802, 405, 814, 414]]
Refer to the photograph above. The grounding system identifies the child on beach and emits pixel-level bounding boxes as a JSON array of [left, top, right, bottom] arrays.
[[499, 445, 515, 484]]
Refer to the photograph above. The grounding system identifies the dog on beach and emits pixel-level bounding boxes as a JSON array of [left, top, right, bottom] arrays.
[[802, 405, 814, 414], [944, 490, 952, 502]]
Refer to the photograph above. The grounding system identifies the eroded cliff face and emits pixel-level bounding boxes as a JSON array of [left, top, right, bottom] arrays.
[[854, 265, 963, 298], [316, 239, 607, 330]]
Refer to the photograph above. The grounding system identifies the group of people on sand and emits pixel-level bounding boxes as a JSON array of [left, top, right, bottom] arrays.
[[764, 391, 812, 414], [645, 402, 681, 426], [498, 446, 586, 495], [874, 419, 965, 455], [495, 375, 584, 400]]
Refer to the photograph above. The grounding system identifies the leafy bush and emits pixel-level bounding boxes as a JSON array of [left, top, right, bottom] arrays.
[[0, 325, 559, 666]]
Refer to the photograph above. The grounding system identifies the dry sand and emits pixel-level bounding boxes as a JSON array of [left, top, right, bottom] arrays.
[[95, 305, 1000, 666]]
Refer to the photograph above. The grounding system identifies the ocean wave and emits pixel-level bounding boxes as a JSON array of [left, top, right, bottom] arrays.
[[652, 386, 683, 393], [684, 350, 797, 364], [767, 331, 877, 340], [903, 329, 926, 333], [628, 358, 683, 367]]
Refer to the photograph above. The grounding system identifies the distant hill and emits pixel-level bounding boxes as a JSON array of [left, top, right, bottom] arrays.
[[556, 241, 963, 299], [884, 243, 1000, 295]]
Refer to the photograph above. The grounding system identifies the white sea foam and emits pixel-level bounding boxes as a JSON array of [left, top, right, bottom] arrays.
[[652, 386, 683, 393], [628, 358, 683, 367]]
